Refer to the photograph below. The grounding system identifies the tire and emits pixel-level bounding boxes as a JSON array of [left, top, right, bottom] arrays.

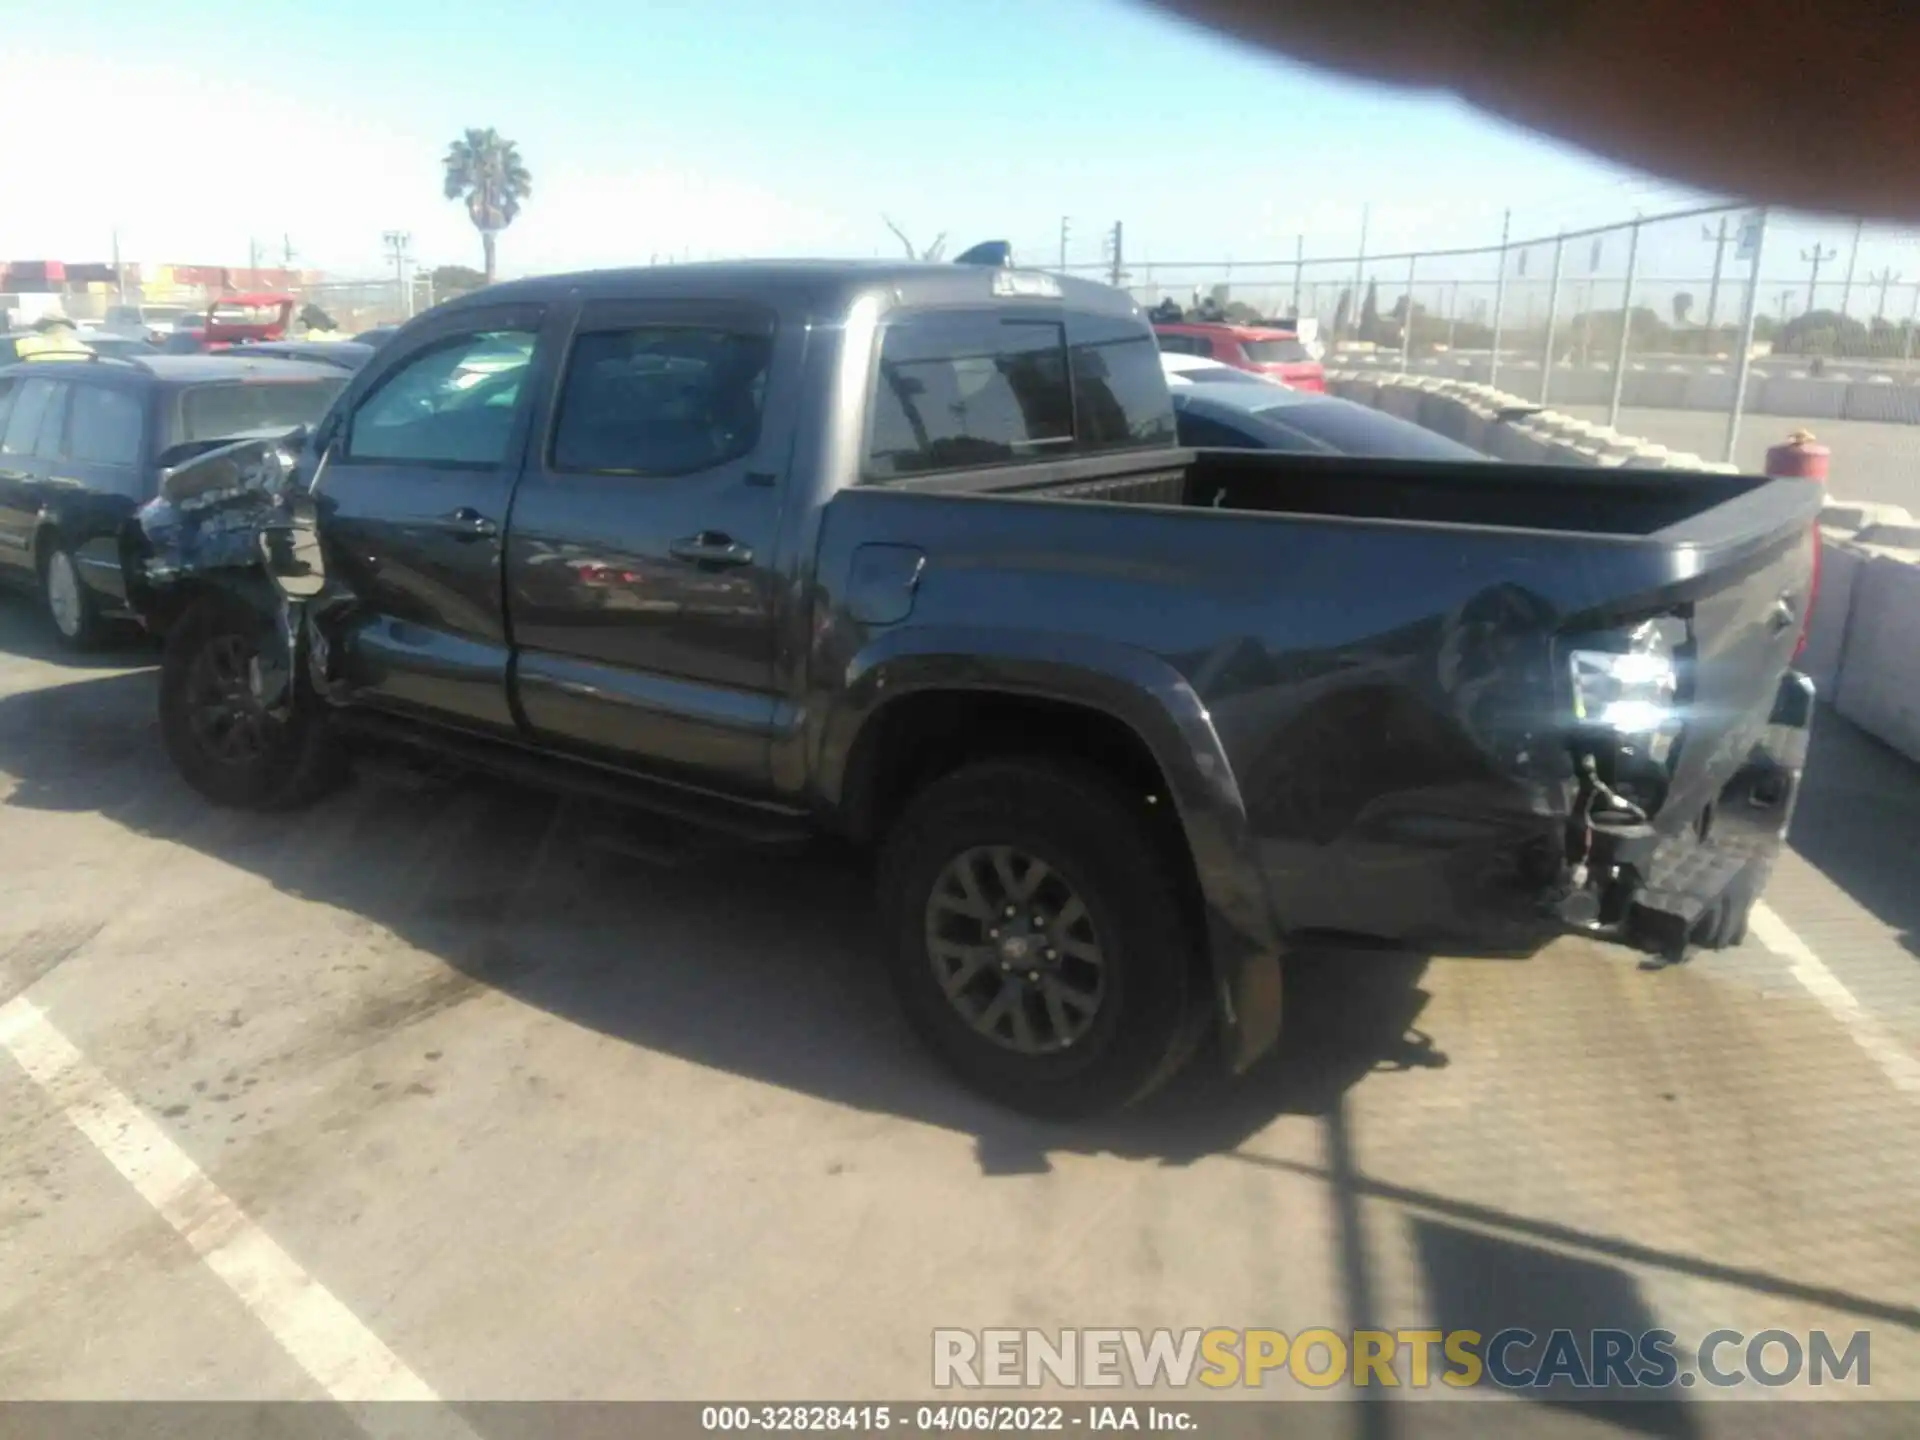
[[158, 592, 343, 811], [876, 758, 1205, 1119], [1693, 869, 1758, 951], [40, 542, 105, 651]]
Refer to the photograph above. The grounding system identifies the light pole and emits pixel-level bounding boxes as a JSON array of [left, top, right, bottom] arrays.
[[382, 231, 414, 319], [1801, 245, 1837, 314], [1839, 217, 1865, 318]]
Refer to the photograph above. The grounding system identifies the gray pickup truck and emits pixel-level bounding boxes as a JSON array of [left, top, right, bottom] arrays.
[[124, 257, 1822, 1116]]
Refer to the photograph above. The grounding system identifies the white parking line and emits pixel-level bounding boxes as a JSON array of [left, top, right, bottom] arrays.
[[0, 995, 477, 1432], [1750, 900, 1920, 1095]]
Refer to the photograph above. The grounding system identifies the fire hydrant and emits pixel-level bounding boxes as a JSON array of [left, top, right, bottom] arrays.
[[1765, 429, 1830, 483]]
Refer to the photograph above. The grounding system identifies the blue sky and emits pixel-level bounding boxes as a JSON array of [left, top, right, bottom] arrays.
[[4, 0, 1912, 318]]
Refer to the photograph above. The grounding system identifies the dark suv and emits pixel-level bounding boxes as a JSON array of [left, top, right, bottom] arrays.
[[0, 354, 347, 648]]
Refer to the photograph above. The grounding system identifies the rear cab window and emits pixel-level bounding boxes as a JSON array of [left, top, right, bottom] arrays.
[[1241, 337, 1312, 364], [171, 377, 347, 450], [865, 303, 1173, 480]]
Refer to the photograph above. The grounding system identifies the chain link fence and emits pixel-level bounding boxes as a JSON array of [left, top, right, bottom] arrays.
[[1070, 203, 1920, 468]]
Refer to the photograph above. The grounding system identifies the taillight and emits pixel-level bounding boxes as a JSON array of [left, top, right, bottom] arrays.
[[1795, 521, 1821, 660]]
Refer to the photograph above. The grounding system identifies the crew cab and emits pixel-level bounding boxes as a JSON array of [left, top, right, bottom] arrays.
[[123, 259, 1822, 1116]]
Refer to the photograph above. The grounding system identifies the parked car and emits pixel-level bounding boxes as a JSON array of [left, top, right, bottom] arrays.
[[1154, 321, 1326, 392], [72, 332, 162, 363], [1158, 352, 1285, 387], [125, 259, 1820, 1116], [102, 304, 196, 341], [0, 354, 348, 647], [1173, 374, 1488, 461], [235, 340, 377, 372]]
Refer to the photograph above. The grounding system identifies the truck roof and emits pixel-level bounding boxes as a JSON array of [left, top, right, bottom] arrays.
[[456, 259, 1142, 320]]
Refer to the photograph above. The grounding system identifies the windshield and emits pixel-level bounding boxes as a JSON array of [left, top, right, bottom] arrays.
[[175, 378, 344, 443], [1240, 337, 1313, 364]]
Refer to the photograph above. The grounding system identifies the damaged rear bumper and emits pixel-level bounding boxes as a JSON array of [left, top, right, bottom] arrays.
[[1562, 671, 1814, 958]]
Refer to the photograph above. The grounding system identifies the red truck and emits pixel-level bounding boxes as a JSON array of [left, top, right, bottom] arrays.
[[167, 293, 296, 353]]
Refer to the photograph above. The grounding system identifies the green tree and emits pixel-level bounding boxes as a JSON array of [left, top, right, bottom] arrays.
[[1331, 287, 1353, 340], [1360, 279, 1380, 341], [442, 128, 532, 284], [430, 264, 486, 299], [1672, 291, 1695, 327]]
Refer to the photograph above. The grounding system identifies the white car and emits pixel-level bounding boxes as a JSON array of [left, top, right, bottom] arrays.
[[1158, 351, 1291, 388]]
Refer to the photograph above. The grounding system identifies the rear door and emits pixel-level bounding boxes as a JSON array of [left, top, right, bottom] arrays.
[[0, 377, 69, 579], [56, 379, 152, 603], [314, 303, 550, 732], [504, 296, 792, 796]]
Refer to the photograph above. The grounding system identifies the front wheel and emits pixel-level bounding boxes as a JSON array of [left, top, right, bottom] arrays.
[[876, 758, 1206, 1119], [158, 593, 342, 811]]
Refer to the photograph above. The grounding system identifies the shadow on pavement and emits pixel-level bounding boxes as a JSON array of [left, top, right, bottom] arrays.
[[0, 666, 1445, 1174], [1788, 705, 1920, 961], [0, 594, 159, 671]]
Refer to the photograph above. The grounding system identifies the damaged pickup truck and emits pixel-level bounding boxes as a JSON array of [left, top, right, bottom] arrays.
[[121, 259, 1822, 1116]]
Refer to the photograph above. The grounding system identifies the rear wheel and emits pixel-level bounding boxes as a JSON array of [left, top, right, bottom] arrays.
[[40, 543, 104, 651], [158, 592, 342, 811], [1693, 869, 1758, 950], [876, 759, 1205, 1118]]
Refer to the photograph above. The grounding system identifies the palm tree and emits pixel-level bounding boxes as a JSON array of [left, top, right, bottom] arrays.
[[442, 128, 532, 284]]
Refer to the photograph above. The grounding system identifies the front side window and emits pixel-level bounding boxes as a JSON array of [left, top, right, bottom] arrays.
[[347, 328, 536, 465], [68, 384, 146, 466], [868, 311, 1073, 479], [551, 324, 771, 475]]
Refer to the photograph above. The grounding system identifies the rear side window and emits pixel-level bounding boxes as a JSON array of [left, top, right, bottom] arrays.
[[1071, 314, 1176, 452], [1155, 332, 1198, 355], [69, 384, 146, 466], [868, 312, 1073, 479], [1, 379, 56, 457], [1242, 338, 1312, 364], [552, 324, 771, 475], [182, 380, 345, 445]]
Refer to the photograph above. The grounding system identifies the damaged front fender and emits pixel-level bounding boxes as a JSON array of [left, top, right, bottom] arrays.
[[129, 428, 310, 594]]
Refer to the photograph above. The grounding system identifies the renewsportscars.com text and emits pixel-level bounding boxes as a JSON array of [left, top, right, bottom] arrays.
[[932, 1327, 1871, 1391]]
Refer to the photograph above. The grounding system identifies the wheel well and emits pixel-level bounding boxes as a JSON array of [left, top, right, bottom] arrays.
[[845, 689, 1207, 933]]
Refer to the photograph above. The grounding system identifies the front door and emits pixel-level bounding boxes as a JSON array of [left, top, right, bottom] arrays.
[[504, 296, 793, 797], [313, 302, 550, 732]]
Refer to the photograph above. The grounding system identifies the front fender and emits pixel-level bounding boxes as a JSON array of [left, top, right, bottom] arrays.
[[816, 625, 1286, 1072]]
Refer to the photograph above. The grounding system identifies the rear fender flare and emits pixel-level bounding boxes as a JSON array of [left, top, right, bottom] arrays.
[[818, 625, 1285, 1070]]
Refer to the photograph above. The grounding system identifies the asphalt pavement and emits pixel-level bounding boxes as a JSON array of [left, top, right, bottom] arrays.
[[1, 600, 1916, 1434]]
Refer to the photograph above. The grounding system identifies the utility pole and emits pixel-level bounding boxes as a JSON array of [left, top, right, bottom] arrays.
[[110, 226, 125, 302], [283, 234, 297, 269], [1701, 216, 1730, 336], [1606, 216, 1643, 431], [1106, 221, 1125, 289], [1775, 289, 1795, 325], [1290, 233, 1304, 321], [1352, 203, 1370, 342], [1905, 279, 1920, 369], [1488, 207, 1511, 390], [1540, 233, 1566, 404], [1058, 216, 1070, 272], [247, 237, 260, 276], [382, 231, 414, 319], [1724, 207, 1768, 462], [1839, 217, 1865, 318], [1801, 244, 1837, 314], [1869, 268, 1901, 321]]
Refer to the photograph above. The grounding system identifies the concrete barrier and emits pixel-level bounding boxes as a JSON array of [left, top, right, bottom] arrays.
[[1833, 552, 1920, 764], [1800, 535, 1870, 697], [1682, 369, 1764, 412], [1821, 500, 1913, 534], [1842, 378, 1920, 423], [1624, 367, 1692, 409], [1755, 376, 1850, 419], [1542, 368, 1614, 407]]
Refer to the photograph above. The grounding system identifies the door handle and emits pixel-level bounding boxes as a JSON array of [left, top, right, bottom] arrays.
[[431, 507, 499, 540], [669, 532, 754, 567]]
